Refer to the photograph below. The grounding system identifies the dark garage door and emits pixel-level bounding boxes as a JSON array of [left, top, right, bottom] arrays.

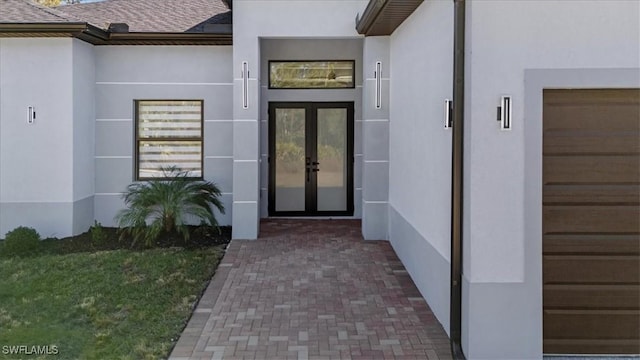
[[543, 89, 640, 354]]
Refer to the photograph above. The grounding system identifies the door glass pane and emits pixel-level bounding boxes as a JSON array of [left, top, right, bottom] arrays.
[[317, 108, 347, 211], [275, 108, 306, 212]]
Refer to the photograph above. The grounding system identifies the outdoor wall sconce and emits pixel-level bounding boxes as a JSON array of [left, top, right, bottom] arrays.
[[374, 61, 382, 109], [27, 106, 36, 124], [444, 99, 453, 129], [242, 61, 249, 109], [497, 95, 512, 130]]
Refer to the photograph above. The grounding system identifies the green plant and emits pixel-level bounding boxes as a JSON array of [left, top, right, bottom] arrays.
[[90, 220, 108, 248], [1, 226, 41, 257], [115, 167, 225, 246]]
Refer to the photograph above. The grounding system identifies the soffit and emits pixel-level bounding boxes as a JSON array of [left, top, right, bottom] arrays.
[[356, 0, 423, 36]]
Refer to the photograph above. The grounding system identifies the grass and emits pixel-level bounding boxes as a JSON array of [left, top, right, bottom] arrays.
[[0, 228, 229, 359]]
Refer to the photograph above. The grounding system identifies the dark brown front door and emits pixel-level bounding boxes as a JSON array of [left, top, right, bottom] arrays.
[[542, 89, 640, 354], [268, 102, 354, 216]]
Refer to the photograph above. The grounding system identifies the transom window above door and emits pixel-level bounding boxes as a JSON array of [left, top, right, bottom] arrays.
[[134, 100, 203, 180], [269, 61, 355, 89]]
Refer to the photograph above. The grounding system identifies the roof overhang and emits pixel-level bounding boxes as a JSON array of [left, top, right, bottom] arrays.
[[0, 22, 232, 45], [356, 0, 423, 36], [0, 22, 106, 42], [107, 32, 232, 45]]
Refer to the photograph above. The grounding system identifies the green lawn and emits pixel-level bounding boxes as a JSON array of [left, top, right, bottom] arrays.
[[0, 247, 222, 359]]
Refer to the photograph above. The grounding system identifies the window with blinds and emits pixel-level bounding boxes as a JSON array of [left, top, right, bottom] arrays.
[[135, 100, 203, 180]]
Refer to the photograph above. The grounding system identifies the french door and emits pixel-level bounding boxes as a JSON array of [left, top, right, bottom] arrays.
[[268, 102, 354, 216]]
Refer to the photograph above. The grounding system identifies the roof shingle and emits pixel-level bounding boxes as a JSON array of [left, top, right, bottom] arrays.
[[58, 0, 231, 32], [0, 0, 77, 23]]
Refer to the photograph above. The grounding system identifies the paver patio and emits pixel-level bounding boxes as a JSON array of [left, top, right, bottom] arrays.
[[170, 219, 453, 360]]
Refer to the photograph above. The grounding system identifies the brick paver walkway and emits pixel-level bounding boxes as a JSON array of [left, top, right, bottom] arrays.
[[170, 219, 452, 360]]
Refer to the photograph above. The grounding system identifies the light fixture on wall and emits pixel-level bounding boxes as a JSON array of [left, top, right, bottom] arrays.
[[242, 61, 249, 109], [27, 106, 36, 124], [444, 99, 453, 129], [497, 95, 512, 130], [374, 61, 382, 109]]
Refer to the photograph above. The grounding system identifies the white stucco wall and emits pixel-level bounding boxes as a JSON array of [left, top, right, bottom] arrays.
[[387, 0, 454, 336], [389, 0, 454, 262], [0, 38, 77, 237], [461, 1, 640, 358], [231, 0, 368, 239], [72, 39, 96, 233], [93, 45, 234, 228], [234, 0, 368, 39], [0, 38, 74, 203]]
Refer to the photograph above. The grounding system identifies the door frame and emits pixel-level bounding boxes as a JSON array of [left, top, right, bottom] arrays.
[[268, 101, 355, 217]]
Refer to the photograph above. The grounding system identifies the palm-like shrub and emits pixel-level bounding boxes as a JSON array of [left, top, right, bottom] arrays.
[[115, 168, 225, 246]]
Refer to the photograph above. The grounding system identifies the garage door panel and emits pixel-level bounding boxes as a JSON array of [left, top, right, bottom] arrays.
[[544, 255, 639, 284], [543, 184, 639, 205], [543, 89, 640, 133], [543, 104, 640, 132], [544, 284, 640, 309], [544, 339, 640, 355], [544, 156, 640, 184], [543, 234, 640, 254], [544, 88, 640, 106], [543, 132, 640, 155], [544, 310, 640, 340], [544, 205, 640, 233], [543, 89, 639, 355]]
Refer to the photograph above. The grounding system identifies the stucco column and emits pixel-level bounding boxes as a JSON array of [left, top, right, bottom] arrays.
[[361, 36, 390, 240], [231, 38, 260, 240]]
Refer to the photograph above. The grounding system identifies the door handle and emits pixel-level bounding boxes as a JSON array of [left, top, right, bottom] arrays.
[[306, 158, 319, 181]]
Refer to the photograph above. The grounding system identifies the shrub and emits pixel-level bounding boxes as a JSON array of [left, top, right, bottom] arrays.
[[1, 226, 41, 257], [90, 221, 108, 248], [115, 167, 225, 247]]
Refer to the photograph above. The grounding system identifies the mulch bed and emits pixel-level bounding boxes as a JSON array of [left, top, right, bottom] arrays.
[[40, 226, 232, 255]]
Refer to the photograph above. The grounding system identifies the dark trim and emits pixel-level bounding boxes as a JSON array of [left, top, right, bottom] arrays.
[[107, 32, 232, 46], [268, 102, 355, 217], [0, 22, 91, 32], [355, 0, 422, 36], [0, 22, 109, 42], [0, 22, 231, 45], [268, 60, 356, 90], [356, 0, 388, 35], [450, 0, 466, 359], [134, 99, 204, 181]]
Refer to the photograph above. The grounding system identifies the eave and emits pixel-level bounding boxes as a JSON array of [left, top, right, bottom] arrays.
[[106, 32, 231, 46], [356, 0, 423, 36], [0, 23, 231, 45], [0, 22, 106, 42]]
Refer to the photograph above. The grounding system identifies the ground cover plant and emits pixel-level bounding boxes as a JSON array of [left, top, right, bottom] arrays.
[[0, 225, 230, 359]]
